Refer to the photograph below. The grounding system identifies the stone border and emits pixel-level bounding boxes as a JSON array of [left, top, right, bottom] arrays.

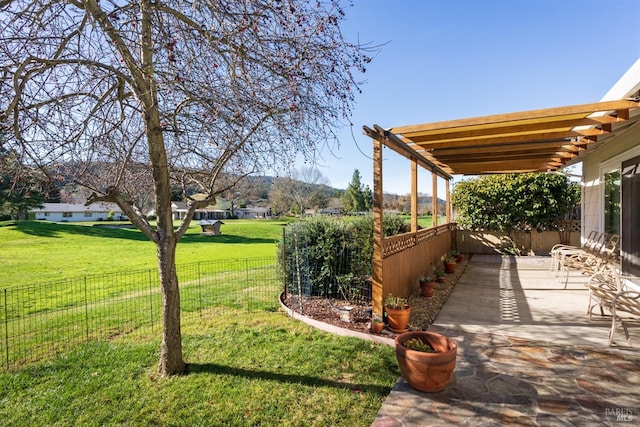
[[279, 293, 394, 347]]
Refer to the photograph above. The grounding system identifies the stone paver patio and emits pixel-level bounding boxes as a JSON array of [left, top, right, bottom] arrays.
[[373, 255, 640, 426]]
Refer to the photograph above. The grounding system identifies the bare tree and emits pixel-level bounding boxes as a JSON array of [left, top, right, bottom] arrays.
[[1, 0, 373, 375], [269, 166, 329, 215]]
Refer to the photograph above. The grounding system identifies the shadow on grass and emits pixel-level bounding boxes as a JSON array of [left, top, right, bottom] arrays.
[[8, 220, 279, 244], [187, 362, 392, 396]]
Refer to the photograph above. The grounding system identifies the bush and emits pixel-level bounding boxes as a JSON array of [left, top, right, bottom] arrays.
[[279, 214, 410, 298], [452, 173, 580, 233]]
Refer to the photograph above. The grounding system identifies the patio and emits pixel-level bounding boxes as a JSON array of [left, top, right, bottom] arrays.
[[373, 254, 640, 426]]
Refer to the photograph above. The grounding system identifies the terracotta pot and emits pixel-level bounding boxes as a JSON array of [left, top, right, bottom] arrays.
[[385, 305, 411, 332], [444, 261, 456, 274], [437, 277, 445, 283], [420, 280, 436, 298], [455, 255, 463, 262], [395, 331, 457, 392], [371, 321, 384, 334]]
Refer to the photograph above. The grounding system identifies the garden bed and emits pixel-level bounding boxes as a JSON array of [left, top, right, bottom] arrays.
[[282, 257, 469, 334]]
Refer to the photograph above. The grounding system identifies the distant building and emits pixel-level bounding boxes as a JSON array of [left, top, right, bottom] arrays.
[[30, 203, 124, 222], [233, 207, 272, 219], [171, 201, 230, 220]]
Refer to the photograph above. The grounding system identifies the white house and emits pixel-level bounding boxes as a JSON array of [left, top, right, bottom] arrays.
[[578, 58, 640, 281], [171, 201, 229, 221], [233, 206, 272, 219], [30, 203, 125, 222]]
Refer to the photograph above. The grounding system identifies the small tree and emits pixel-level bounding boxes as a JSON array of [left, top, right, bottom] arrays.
[[342, 169, 371, 213], [0, 147, 45, 219]]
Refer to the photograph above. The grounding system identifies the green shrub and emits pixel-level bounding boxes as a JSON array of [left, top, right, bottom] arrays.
[[452, 172, 580, 232], [279, 214, 409, 297]]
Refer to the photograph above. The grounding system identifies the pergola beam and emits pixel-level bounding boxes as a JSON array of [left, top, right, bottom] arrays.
[[363, 125, 453, 181], [390, 100, 638, 134]]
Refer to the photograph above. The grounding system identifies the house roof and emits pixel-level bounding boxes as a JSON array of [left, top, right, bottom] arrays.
[[364, 99, 640, 176], [171, 197, 232, 212], [31, 202, 121, 213]]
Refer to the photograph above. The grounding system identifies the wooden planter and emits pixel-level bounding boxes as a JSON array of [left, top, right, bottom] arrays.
[[395, 331, 457, 392]]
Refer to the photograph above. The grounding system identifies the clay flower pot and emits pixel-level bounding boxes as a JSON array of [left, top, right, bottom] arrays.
[[395, 331, 457, 392], [371, 320, 384, 334], [385, 305, 411, 332], [444, 261, 456, 274], [420, 280, 436, 298]]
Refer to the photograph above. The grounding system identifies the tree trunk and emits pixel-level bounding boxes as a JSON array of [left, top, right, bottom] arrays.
[[156, 232, 186, 376]]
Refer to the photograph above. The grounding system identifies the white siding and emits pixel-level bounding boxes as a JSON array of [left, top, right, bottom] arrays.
[[582, 125, 640, 241]]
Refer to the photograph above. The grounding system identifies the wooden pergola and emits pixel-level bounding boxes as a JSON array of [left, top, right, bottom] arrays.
[[364, 99, 640, 317]]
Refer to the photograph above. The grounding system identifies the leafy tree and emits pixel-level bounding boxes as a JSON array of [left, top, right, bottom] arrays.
[[2, 0, 372, 375], [342, 169, 371, 213], [452, 173, 581, 233], [0, 148, 45, 219]]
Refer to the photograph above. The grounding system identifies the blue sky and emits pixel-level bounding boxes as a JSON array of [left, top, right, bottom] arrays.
[[311, 0, 640, 195]]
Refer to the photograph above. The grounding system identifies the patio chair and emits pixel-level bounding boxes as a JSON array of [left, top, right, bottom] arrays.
[[610, 290, 640, 346], [586, 270, 640, 346], [586, 268, 623, 319], [549, 230, 600, 273], [558, 234, 619, 287]]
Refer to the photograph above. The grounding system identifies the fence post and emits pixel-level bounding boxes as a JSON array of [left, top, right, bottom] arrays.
[[198, 262, 203, 317], [148, 269, 154, 332], [281, 228, 287, 300], [84, 277, 89, 341], [3, 289, 8, 370]]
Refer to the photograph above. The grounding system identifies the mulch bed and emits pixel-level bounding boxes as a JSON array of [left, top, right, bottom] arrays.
[[282, 257, 469, 335]]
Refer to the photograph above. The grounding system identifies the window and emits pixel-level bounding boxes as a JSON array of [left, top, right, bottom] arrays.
[[62, 212, 72, 218], [604, 169, 621, 234], [84, 212, 93, 218], [622, 155, 640, 277]]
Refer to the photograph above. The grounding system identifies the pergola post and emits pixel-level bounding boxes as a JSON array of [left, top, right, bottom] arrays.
[[372, 134, 384, 319], [445, 179, 451, 223], [432, 173, 438, 227], [411, 158, 418, 233]]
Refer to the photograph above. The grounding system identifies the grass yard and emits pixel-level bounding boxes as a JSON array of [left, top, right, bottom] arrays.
[[0, 310, 399, 427], [0, 216, 404, 425], [0, 219, 290, 288]]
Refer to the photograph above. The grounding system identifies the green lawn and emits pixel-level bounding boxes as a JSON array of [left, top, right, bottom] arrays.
[[0, 310, 399, 426], [403, 215, 447, 228], [0, 218, 401, 425], [0, 219, 290, 288]]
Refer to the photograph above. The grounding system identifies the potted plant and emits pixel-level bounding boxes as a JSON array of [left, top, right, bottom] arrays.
[[444, 256, 456, 274], [384, 294, 411, 332], [419, 275, 436, 298], [452, 250, 462, 262], [395, 331, 457, 392], [371, 313, 384, 334], [434, 267, 445, 283]]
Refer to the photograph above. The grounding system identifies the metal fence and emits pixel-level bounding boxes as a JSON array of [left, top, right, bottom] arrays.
[[280, 224, 372, 314], [0, 257, 279, 371]]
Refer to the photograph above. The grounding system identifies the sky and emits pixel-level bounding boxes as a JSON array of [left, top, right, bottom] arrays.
[[307, 0, 640, 195]]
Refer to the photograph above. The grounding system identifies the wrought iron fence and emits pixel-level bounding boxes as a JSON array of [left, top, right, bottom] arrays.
[[0, 257, 279, 371]]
